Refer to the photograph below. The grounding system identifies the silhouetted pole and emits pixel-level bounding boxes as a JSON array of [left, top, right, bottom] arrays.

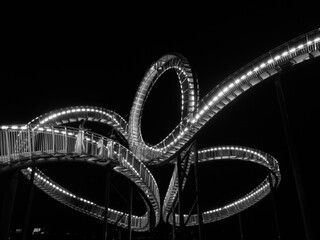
[[128, 185, 133, 240], [22, 165, 36, 240], [177, 154, 185, 240], [268, 174, 281, 240], [238, 213, 244, 240], [0, 170, 19, 240], [103, 166, 111, 240], [274, 76, 313, 240], [193, 141, 203, 240], [172, 208, 176, 240]]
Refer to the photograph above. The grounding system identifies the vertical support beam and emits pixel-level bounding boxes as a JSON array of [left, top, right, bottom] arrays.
[[177, 153, 185, 240], [268, 174, 281, 240], [22, 165, 36, 240], [103, 166, 111, 240], [274, 77, 312, 240], [238, 213, 244, 240], [193, 141, 203, 240], [172, 206, 176, 240], [128, 184, 133, 240], [0, 170, 19, 240]]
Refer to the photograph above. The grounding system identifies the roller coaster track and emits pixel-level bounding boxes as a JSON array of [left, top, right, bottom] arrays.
[[0, 28, 319, 231]]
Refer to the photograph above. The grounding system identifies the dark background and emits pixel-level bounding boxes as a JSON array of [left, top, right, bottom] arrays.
[[1, 3, 319, 240]]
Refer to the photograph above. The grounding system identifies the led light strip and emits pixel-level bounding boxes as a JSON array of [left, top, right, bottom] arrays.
[[1, 28, 319, 230], [28, 106, 129, 140]]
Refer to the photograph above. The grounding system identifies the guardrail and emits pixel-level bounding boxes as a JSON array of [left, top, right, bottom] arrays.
[[0, 124, 113, 164]]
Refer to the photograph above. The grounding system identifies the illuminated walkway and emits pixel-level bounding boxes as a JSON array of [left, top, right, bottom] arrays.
[[1, 28, 319, 233]]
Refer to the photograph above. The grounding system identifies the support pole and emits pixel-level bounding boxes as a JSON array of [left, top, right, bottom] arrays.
[[268, 174, 281, 240], [274, 77, 313, 240], [128, 185, 133, 240], [238, 213, 244, 240], [22, 165, 36, 240], [193, 141, 203, 240], [103, 166, 111, 240], [0, 170, 19, 240], [172, 209, 176, 240], [177, 153, 185, 240]]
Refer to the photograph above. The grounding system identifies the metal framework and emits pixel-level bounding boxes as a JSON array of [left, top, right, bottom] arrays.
[[1, 27, 319, 238]]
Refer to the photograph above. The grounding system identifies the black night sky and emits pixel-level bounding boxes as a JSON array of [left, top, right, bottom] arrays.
[[1, 4, 319, 240]]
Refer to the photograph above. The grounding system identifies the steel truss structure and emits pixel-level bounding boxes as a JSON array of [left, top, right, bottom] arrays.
[[1, 28, 319, 239]]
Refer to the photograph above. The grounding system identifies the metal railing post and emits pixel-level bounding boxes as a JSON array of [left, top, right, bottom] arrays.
[[51, 126, 55, 153], [64, 127, 68, 153], [91, 133, 94, 155], [27, 126, 32, 157], [5, 131, 11, 162]]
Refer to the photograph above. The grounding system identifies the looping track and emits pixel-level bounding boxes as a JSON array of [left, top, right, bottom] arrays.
[[1, 28, 319, 232]]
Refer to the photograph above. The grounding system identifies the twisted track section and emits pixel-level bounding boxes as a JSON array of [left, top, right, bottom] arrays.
[[1, 28, 319, 230]]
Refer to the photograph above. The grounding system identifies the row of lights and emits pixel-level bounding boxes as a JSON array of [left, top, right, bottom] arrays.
[[147, 34, 320, 158], [203, 182, 269, 216], [29, 107, 126, 132], [26, 167, 145, 224], [198, 146, 270, 165], [0, 124, 111, 147], [190, 36, 320, 126]]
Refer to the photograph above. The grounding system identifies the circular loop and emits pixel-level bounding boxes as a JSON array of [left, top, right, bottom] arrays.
[[128, 53, 199, 161]]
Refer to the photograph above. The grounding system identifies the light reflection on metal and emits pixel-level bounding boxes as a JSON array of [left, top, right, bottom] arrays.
[[1, 28, 319, 232]]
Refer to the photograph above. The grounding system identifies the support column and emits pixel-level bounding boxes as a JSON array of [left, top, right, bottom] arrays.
[[238, 213, 244, 240], [172, 209, 176, 240], [274, 77, 312, 240], [103, 166, 111, 240], [268, 174, 281, 240], [0, 170, 19, 240], [193, 141, 203, 240], [177, 153, 185, 240], [128, 185, 133, 240], [22, 165, 36, 240]]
